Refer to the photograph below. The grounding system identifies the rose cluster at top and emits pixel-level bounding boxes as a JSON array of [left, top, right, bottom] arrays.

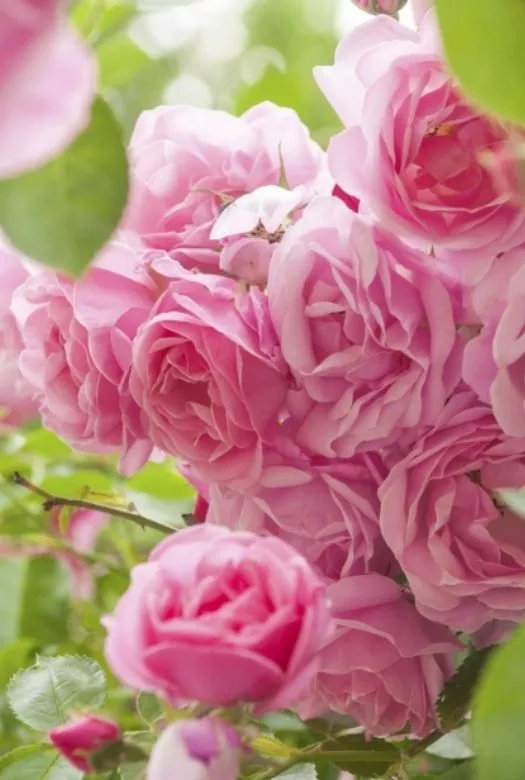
[[3, 5, 525, 740]]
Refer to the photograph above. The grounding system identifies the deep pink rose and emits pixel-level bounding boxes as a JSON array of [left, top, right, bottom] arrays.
[[49, 715, 120, 773], [124, 102, 326, 277], [207, 450, 394, 580], [0, 236, 39, 424], [147, 719, 242, 780], [13, 236, 158, 475], [104, 525, 332, 711], [128, 257, 289, 485], [316, 13, 525, 255], [379, 389, 525, 632], [298, 574, 460, 737], [267, 197, 462, 458], [0, 1, 97, 177]]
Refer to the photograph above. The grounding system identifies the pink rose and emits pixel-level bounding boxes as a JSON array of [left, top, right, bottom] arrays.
[[0, 1, 97, 177], [480, 134, 525, 210], [0, 236, 39, 424], [351, 0, 407, 14], [147, 719, 242, 780], [299, 574, 460, 737], [379, 389, 525, 632], [411, 0, 432, 25], [124, 102, 326, 276], [128, 257, 289, 485], [207, 450, 394, 580], [267, 197, 462, 458], [13, 236, 158, 475], [49, 715, 120, 773], [104, 525, 332, 711], [315, 13, 525, 255]]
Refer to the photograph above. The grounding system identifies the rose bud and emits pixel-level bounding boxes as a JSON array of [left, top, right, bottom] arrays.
[[49, 715, 121, 773]]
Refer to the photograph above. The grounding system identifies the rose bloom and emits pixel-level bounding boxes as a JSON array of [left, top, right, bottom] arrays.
[[379, 389, 525, 632], [207, 449, 394, 580], [267, 197, 462, 459], [0, 236, 39, 424], [104, 525, 332, 712], [124, 101, 326, 279], [0, 0, 96, 177], [315, 12, 525, 255], [129, 256, 289, 485], [49, 715, 120, 773], [298, 574, 460, 737], [13, 235, 159, 475], [147, 719, 242, 780]]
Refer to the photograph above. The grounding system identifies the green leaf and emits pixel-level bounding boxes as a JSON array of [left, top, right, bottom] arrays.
[[7, 655, 106, 731], [437, 647, 493, 730], [0, 639, 36, 690], [435, 0, 525, 122], [308, 733, 400, 776], [438, 762, 474, 779], [0, 97, 129, 275], [42, 470, 115, 500], [472, 626, 525, 780], [22, 430, 72, 459], [277, 765, 317, 780], [91, 740, 148, 773], [99, 36, 151, 89], [0, 745, 81, 779], [495, 489, 525, 518], [126, 461, 195, 500], [0, 557, 70, 648], [136, 692, 164, 727], [427, 726, 473, 760]]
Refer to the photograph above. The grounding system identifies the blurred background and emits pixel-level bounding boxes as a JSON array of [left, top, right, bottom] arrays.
[[73, 0, 413, 147]]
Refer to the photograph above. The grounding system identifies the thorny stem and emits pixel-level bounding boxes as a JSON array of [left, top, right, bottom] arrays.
[[11, 472, 175, 536]]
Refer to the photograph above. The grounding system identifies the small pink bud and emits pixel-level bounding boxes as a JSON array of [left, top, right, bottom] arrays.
[[147, 718, 242, 780], [480, 136, 525, 209], [351, 0, 408, 15], [49, 715, 121, 773]]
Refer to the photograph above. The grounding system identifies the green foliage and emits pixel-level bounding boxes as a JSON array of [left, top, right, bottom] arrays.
[[0, 98, 128, 275], [435, 0, 525, 122], [437, 647, 493, 730], [0, 745, 81, 780], [7, 656, 106, 731], [472, 626, 525, 780]]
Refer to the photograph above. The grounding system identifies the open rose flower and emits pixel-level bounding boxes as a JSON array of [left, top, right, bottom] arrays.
[[124, 102, 327, 279], [0, 1, 97, 177], [207, 450, 394, 580], [104, 525, 332, 711], [128, 257, 289, 486], [298, 574, 460, 737], [315, 13, 525, 256], [267, 197, 462, 458], [0, 236, 39, 424], [147, 719, 242, 780], [49, 715, 121, 773], [13, 235, 158, 474], [379, 389, 525, 632]]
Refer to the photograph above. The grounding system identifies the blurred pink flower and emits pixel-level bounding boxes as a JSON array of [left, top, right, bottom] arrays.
[[0, 0, 97, 177], [104, 525, 332, 712], [49, 715, 120, 773]]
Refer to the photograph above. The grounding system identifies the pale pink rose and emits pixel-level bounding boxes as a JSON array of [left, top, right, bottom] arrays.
[[124, 102, 326, 276], [480, 135, 525, 210], [207, 450, 395, 580], [298, 574, 460, 737], [379, 389, 525, 632], [316, 13, 525, 255], [0, 509, 107, 601], [128, 257, 289, 485], [0, 236, 39, 424], [0, 1, 97, 178], [267, 197, 462, 459], [147, 719, 242, 780], [463, 260, 525, 437], [13, 236, 158, 475], [411, 0, 432, 25], [104, 525, 332, 711], [49, 715, 120, 773]]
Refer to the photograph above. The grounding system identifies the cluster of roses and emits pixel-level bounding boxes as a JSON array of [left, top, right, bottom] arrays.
[[5, 1, 525, 757]]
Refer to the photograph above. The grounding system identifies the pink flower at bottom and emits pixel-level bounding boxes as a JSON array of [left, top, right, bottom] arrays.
[[298, 574, 460, 737], [104, 525, 332, 712], [49, 715, 120, 773]]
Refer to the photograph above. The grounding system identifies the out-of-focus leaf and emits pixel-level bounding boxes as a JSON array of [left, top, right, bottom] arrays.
[[427, 727, 473, 760], [0, 98, 129, 275], [0, 745, 81, 779], [126, 461, 194, 500], [308, 733, 400, 776], [0, 640, 36, 690], [22, 430, 72, 459], [496, 489, 525, 518], [277, 765, 317, 780], [0, 557, 70, 648], [42, 470, 115, 500], [435, 0, 525, 123], [136, 692, 163, 727], [438, 647, 493, 730], [99, 36, 151, 89], [7, 655, 106, 731], [472, 625, 525, 780], [73, 0, 136, 43], [126, 490, 188, 528]]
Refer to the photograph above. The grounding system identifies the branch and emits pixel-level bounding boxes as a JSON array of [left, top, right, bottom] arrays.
[[11, 472, 174, 536]]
